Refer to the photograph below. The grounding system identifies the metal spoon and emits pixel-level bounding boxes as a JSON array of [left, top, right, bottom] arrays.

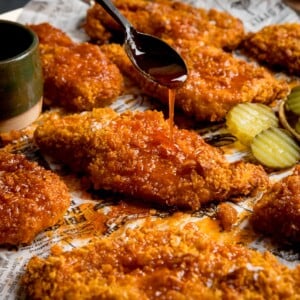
[[95, 0, 188, 89]]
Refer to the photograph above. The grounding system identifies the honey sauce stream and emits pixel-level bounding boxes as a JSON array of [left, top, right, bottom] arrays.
[[168, 89, 175, 140]]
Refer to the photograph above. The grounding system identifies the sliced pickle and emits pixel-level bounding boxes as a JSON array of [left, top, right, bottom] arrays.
[[226, 103, 278, 146], [295, 118, 300, 134], [291, 86, 300, 92], [250, 127, 300, 169], [285, 85, 300, 115], [279, 99, 300, 142]]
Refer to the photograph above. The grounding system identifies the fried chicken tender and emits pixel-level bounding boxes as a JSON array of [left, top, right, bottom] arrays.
[[22, 221, 300, 299], [0, 151, 70, 245], [34, 108, 269, 210], [251, 165, 300, 244], [28, 23, 73, 47], [84, 0, 245, 50], [29, 23, 124, 111], [100, 41, 289, 121], [242, 23, 300, 76]]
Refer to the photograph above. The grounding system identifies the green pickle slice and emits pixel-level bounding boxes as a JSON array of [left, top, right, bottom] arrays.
[[226, 103, 278, 146], [251, 127, 300, 169], [295, 118, 300, 134], [285, 86, 300, 116]]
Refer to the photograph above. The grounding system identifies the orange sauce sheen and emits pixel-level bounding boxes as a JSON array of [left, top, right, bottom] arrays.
[[168, 88, 176, 140]]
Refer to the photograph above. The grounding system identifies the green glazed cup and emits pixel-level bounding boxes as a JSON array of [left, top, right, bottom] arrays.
[[0, 20, 43, 132]]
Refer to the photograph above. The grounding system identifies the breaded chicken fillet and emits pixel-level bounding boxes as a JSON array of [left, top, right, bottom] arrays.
[[84, 0, 245, 50], [100, 41, 289, 121], [241, 23, 300, 76], [22, 220, 300, 299], [251, 165, 300, 244], [29, 23, 124, 111], [0, 151, 70, 245], [28, 22, 73, 47], [34, 108, 269, 210]]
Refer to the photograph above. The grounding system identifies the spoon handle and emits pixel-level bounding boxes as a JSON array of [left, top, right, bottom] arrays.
[[94, 0, 132, 32]]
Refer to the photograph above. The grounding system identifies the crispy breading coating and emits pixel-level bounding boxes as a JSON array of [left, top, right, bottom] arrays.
[[34, 108, 269, 210], [241, 23, 300, 76], [217, 202, 238, 231], [251, 165, 300, 244], [100, 41, 289, 121], [29, 23, 124, 111], [22, 221, 300, 299], [0, 151, 70, 245], [84, 0, 245, 50], [28, 23, 73, 47]]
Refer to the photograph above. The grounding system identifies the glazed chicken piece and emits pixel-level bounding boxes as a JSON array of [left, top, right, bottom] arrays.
[[0, 151, 70, 245], [84, 0, 245, 50], [251, 165, 300, 244], [29, 23, 124, 111], [34, 108, 269, 210], [22, 219, 300, 299], [28, 22, 73, 47], [99, 40, 289, 121], [241, 23, 300, 76]]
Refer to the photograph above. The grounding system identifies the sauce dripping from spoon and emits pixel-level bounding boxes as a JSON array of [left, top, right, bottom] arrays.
[[125, 29, 188, 89], [168, 89, 176, 141], [95, 0, 188, 138]]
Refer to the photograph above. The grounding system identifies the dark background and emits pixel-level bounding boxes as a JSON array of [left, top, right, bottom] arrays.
[[0, 0, 31, 14]]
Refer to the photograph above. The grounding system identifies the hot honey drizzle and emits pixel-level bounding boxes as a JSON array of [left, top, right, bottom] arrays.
[[168, 88, 176, 140]]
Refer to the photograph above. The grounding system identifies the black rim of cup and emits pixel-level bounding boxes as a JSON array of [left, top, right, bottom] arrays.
[[0, 20, 38, 63]]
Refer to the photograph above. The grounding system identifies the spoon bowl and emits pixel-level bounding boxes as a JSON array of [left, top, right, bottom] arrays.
[[95, 0, 188, 88]]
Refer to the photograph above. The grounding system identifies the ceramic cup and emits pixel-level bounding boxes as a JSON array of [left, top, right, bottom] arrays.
[[0, 20, 43, 133]]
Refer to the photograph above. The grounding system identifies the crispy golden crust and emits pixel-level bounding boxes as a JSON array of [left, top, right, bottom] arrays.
[[35, 108, 119, 173], [28, 23, 73, 47], [34, 108, 269, 210], [100, 41, 289, 121], [84, 0, 245, 50], [29, 23, 124, 111], [251, 165, 300, 244], [22, 220, 300, 299], [242, 23, 300, 76], [217, 202, 238, 231], [0, 151, 70, 245]]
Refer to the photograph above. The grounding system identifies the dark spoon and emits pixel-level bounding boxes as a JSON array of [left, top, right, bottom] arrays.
[[95, 0, 188, 89]]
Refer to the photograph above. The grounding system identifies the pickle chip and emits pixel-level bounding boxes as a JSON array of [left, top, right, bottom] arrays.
[[226, 103, 278, 146], [295, 118, 300, 134], [278, 95, 300, 142], [285, 85, 300, 116], [251, 127, 300, 169]]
